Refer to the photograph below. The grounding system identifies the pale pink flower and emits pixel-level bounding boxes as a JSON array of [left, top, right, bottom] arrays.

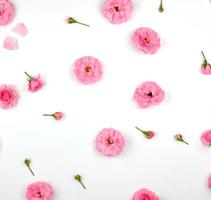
[[96, 128, 125, 157], [132, 188, 160, 200], [25, 72, 44, 92], [133, 81, 165, 108], [0, 0, 15, 25], [26, 181, 53, 200], [102, 0, 133, 24], [0, 84, 19, 109], [3, 36, 18, 50], [201, 130, 211, 146], [132, 27, 161, 54], [175, 134, 189, 145], [73, 56, 103, 84], [43, 112, 64, 121], [12, 23, 28, 36], [135, 127, 155, 139], [201, 51, 211, 74], [208, 175, 211, 188]]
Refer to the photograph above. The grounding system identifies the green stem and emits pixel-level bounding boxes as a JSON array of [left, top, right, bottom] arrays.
[[27, 166, 35, 176], [201, 51, 207, 62], [135, 127, 147, 135], [79, 180, 86, 189], [159, 0, 164, 12], [182, 140, 189, 145], [43, 114, 53, 117], [24, 72, 33, 81], [76, 21, 90, 27]]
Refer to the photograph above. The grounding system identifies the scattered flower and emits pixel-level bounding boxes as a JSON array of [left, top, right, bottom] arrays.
[[102, 0, 133, 24], [0, 84, 19, 109], [25, 72, 44, 92], [135, 127, 155, 139], [26, 181, 53, 200], [175, 134, 189, 145], [24, 159, 35, 176], [133, 81, 165, 108], [201, 130, 211, 146], [3, 36, 18, 50], [73, 56, 103, 84], [96, 128, 125, 157], [132, 27, 161, 54], [43, 112, 64, 121], [132, 188, 160, 200], [66, 17, 89, 27], [208, 175, 211, 188], [0, 0, 15, 25], [201, 51, 211, 74], [74, 174, 86, 189], [12, 23, 28, 36], [158, 0, 164, 12]]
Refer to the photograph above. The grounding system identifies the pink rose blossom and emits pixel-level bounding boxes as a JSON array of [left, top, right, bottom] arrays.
[[12, 23, 28, 36], [102, 0, 133, 24], [201, 130, 211, 146], [132, 188, 160, 200], [96, 128, 125, 157], [26, 181, 53, 200], [135, 127, 155, 139], [133, 81, 165, 108], [175, 134, 189, 145], [66, 17, 89, 27], [3, 36, 18, 50], [201, 51, 211, 74], [208, 175, 211, 188], [0, 0, 15, 25], [132, 27, 161, 54], [25, 72, 44, 92], [43, 112, 64, 121], [0, 84, 19, 109], [73, 56, 103, 84]]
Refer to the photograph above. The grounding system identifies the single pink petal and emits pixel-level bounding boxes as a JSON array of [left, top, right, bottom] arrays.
[[12, 23, 28, 36], [3, 36, 18, 50]]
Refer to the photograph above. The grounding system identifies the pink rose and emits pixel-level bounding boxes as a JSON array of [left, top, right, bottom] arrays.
[[132, 27, 161, 54], [102, 0, 133, 24], [25, 72, 45, 92], [133, 81, 165, 108], [73, 56, 103, 84], [132, 188, 160, 200], [135, 127, 155, 139], [0, 0, 15, 25], [96, 128, 125, 157], [201, 51, 211, 75], [175, 134, 189, 145], [26, 181, 53, 200], [208, 175, 211, 188], [0, 84, 19, 109], [43, 112, 64, 121], [201, 130, 211, 146]]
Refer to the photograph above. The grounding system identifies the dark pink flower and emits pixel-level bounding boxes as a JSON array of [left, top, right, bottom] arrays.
[[43, 112, 64, 121], [132, 27, 161, 54], [25, 72, 44, 92], [132, 188, 160, 200], [3, 36, 18, 50], [133, 81, 165, 108], [0, 84, 19, 109], [102, 0, 133, 24], [201, 51, 211, 74], [12, 23, 28, 36], [175, 134, 189, 145], [96, 128, 125, 157], [26, 181, 53, 200], [0, 0, 15, 26], [201, 130, 211, 146], [135, 127, 155, 139], [73, 56, 103, 84]]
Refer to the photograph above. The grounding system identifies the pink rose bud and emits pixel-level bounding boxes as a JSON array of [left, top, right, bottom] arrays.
[[25, 72, 44, 92], [208, 175, 211, 188], [175, 134, 189, 145], [43, 112, 64, 121], [201, 51, 211, 74], [74, 174, 86, 189], [66, 17, 89, 27], [132, 188, 160, 200], [201, 130, 211, 146], [135, 127, 155, 139]]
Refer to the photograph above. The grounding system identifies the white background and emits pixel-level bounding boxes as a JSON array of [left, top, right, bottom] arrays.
[[0, 0, 211, 199]]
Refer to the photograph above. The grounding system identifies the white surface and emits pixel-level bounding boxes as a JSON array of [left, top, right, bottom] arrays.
[[0, 0, 211, 199]]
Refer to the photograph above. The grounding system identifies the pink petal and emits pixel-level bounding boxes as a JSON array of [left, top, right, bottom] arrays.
[[12, 23, 28, 37], [3, 36, 18, 50]]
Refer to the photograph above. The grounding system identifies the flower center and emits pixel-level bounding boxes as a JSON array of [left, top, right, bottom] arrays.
[[141, 194, 150, 200], [37, 191, 42, 198], [144, 37, 151, 44], [114, 6, 119, 12], [0, 91, 11, 101], [147, 92, 153, 97], [85, 66, 92, 73], [107, 138, 113, 145]]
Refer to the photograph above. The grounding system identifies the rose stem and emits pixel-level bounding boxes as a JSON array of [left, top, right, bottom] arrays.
[[76, 21, 90, 27]]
